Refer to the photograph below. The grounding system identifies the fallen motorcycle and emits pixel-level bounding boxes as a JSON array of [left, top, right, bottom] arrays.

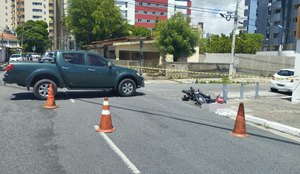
[[182, 87, 224, 106]]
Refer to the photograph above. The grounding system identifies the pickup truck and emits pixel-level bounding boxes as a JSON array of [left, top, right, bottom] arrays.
[[3, 50, 144, 99]]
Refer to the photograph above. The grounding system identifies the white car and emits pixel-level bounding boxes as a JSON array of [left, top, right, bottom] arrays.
[[270, 69, 294, 92], [9, 54, 23, 61]]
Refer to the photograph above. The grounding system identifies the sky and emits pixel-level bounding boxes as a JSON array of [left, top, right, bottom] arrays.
[[191, 0, 245, 36]]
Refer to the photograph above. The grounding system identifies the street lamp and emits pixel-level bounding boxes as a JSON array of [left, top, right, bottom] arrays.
[[278, 25, 285, 54]]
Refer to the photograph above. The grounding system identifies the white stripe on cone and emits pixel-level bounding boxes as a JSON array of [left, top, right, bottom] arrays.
[[102, 110, 111, 115], [103, 101, 109, 105]]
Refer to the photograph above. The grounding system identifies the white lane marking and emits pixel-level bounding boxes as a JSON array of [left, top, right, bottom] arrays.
[[70, 99, 75, 103], [94, 125, 141, 174]]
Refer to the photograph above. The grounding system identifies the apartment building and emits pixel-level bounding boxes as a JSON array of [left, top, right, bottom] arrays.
[[0, 0, 13, 31], [115, 0, 192, 29], [267, 0, 300, 51], [0, 0, 54, 39], [244, 0, 300, 51]]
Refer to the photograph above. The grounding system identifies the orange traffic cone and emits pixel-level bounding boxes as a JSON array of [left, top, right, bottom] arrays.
[[43, 83, 58, 109], [96, 97, 116, 133], [230, 102, 249, 138]]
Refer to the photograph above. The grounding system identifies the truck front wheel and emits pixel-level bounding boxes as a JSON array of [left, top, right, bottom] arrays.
[[118, 79, 136, 96], [33, 79, 57, 100]]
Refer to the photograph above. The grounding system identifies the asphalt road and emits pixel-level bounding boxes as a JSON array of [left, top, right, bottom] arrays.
[[1, 74, 300, 174]]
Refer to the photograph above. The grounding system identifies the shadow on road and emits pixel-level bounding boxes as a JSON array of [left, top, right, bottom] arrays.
[[11, 91, 145, 100], [270, 90, 292, 96]]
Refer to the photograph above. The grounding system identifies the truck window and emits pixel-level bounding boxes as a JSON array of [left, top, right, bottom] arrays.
[[63, 53, 85, 65], [87, 54, 106, 67]]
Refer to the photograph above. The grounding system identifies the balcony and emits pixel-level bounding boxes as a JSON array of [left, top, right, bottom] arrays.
[[293, 0, 300, 5], [270, 13, 281, 23], [245, 0, 250, 6], [271, 1, 281, 9]]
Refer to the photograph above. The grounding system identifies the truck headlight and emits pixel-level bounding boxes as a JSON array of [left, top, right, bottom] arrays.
[[136, 72, 142, 77]]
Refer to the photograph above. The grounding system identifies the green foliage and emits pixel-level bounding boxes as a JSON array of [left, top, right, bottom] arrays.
[[206, 34, 231, 53], [15, 20, 50, 54], [127, 25, 151, 37], [66, 0, 130, 48], [200, 32, 264, 54], [199, 38, 207, 54], [154, 13, 200, 61], [235, 33, 264, 54], [221, 76, 231, 84]]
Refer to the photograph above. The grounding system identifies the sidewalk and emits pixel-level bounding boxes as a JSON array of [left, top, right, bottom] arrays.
[[218, 97, 300, 137], [147, 79, 300, 137]]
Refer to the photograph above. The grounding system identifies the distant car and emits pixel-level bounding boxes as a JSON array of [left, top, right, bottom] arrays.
[[26, 53, 40, 61], [270, 69, 295, 92], [9, 54, 23, 61], [40, 51, 54, 62]]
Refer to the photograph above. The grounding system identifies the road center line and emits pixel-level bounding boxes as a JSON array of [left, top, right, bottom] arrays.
[[94, 125, 141, 174]]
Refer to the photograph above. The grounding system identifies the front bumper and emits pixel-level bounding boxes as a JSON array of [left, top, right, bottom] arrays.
[[270, 80, 293, 92], [137, 76, 145, 88]]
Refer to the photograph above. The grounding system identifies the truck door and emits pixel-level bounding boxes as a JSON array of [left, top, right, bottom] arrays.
[[59, 52, 90, 87], [85, 53, 115, 87]]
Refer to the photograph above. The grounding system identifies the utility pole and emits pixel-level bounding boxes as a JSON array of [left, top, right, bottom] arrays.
[[1, 32, 4, 61], [229, 0, 241, 79]]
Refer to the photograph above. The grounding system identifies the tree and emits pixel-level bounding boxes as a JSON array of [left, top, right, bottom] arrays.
[[199, 33, 264, 54], [205, 34, 231, 53], [128, 25, 151, 37], [154, 13, 200, 61], [15, 20, 50, 54], [66, 0, 129, 48], [235, 33, 264, 54]]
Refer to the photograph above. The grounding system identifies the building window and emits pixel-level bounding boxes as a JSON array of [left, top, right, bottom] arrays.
[[32, 9, 42, 12], [274, 9, 281, 14], [33, 15, 42, 19], [32, 2, 42, 5], [274, 21, 280, 26]]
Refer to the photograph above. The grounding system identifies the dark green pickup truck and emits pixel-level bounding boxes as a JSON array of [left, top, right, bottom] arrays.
[[3, 50, 144, 99]]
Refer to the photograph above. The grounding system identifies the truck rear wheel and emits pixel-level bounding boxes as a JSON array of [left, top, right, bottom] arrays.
[[118, 79, 136, 96], [33, 79, 57, 100]]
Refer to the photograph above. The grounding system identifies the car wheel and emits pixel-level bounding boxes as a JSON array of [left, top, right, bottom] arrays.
[[33, 79, 57, 100], [270, 88, 278, 92], [118, 79, 136, 96]]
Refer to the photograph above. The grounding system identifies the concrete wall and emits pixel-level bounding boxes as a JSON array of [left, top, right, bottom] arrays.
[[236, 54, 294, 76], [199, 53, 295, 76], [0, 50, 6, 62], [165, 62, 229, 78], [256, 51, 296, 56], [187, 47, 200, 62]]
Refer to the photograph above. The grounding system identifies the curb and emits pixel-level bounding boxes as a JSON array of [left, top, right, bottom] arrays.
[[215, 109, 300, 137]]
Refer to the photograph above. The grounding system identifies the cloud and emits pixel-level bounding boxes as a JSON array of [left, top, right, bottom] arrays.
[[191, 0, 244, 36]]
